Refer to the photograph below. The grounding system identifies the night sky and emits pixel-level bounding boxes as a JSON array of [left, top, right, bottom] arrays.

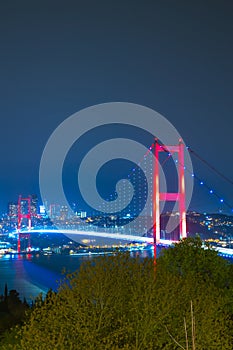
[[0, 0, 233, 214]]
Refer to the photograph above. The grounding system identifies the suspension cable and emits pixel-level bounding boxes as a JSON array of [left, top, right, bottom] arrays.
[[187, 147, 233, 187]]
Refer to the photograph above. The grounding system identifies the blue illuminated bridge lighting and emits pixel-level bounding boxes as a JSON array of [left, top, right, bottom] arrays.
[[20, 228, 233, 259]]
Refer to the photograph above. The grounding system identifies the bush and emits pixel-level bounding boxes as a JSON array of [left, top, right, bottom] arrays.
[[2, 241, 233, 349]]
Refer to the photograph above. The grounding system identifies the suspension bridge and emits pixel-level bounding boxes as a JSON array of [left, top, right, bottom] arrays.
[[16, 139, 233, 257]]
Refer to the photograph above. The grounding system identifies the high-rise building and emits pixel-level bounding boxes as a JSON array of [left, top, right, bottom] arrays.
[[8, 202, 18, 217], [80, 211, 87, 219], [20, 199, 29, 215], [49, 204, 61, 219], [30, 194, 38, 215], [60, 205, 68, 220]]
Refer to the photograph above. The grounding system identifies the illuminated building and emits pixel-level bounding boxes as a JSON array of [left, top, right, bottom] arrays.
[[60, 205, 68, 220], [30, 194, 38, 215], [8, 202, 18, 217]]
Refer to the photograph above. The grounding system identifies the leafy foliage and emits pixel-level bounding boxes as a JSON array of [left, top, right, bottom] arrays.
[[1, 238, 233, 349], [0, 286, 28, 338]]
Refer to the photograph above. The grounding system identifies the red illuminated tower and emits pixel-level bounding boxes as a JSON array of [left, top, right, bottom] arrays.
[[17, 195, 32, 253], [153, 139, 186, 248]]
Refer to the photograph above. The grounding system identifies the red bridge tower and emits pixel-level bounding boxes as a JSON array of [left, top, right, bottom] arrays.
[[17, 195, 32, 253], [153, 139, 186, 249]]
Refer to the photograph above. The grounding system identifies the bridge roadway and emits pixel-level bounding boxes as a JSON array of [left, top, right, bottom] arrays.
[[23, 228, 160, 246], [20, 228, 233, 258]]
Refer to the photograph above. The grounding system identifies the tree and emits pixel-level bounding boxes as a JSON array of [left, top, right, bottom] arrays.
[[157, 236, 232, 288], [0, 288, 29, 337], [154, 237, 233, 349], [2, 245, 233, 349]]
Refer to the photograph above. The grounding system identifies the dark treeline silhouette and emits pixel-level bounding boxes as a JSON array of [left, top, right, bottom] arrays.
[[0, 284, 29, 336], [0, 285, 56, 343]]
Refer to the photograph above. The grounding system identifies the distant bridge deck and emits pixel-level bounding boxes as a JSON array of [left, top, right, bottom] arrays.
[[18, 228, 233, 258], [22, 228, 162, 246]]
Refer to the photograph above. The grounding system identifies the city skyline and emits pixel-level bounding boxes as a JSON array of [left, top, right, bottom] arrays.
[[0, 1, 233, 214]]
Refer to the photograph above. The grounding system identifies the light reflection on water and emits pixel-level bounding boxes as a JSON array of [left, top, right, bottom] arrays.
[[1, 245, 231, 303], [0, 249, 155, 302]]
